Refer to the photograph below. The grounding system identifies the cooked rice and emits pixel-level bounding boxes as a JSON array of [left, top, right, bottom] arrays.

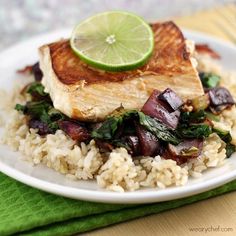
[[97, 148, 146, 192], [139, 157, 188, 188], [2, 110, 103, 179], [187, 133, 226, 178], [1, 56, 236, 192]]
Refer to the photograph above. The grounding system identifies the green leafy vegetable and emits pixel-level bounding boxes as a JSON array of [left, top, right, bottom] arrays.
[[226, 143, 236, 158], [177, 124, 212, 139], [199, 72, 221, 88], [91, 111, 180, 144], [112, 139, 131, 150], [26, 82, 48, 97], [213, 128, 232, 143], [138, 112, 180, 145], [180, 110, 220, 124], [178, 110, 213, 139], [91, 110, 136, 138], [15, 104, 26, 113], [91, 110, 139, 140], [26, 101, 51, 121], [92, 109, 215, 145], [15, 100, 65, 133], [48, 108, 65, 121], [205, 112, 220, 122], [48, 121, 60, 132], [180, 110, 206, 123], [91, 116, 123, 140]]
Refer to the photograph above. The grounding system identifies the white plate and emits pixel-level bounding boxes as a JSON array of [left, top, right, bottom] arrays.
[[0, 29, 236, 204]]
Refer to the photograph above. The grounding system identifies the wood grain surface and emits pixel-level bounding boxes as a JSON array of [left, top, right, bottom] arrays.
[[83, 4, 236, 236]]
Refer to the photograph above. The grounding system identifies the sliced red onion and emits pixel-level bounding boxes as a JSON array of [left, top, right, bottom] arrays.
[[209, 105, 231, 115], [167, 139, 203, 163], [58, 120, 90, 142], [208, 87, 235, 107], [168, 139, 203, 157], [126, 136, 140, 156], [163, 139, 203, 165], [141, 89, 160, 115], [162, 150, 187, 165], [158, 88, 183, 111], [95, 139, 114, 152], [135, 123, 160, 156], [141, 90, 180, 129], [28, 119, 52, 135], [32, 62, 43, 81], [17, 62, 43, 81]]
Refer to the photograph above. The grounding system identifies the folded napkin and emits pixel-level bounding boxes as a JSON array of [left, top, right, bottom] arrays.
[[0, 172, 235, 236]]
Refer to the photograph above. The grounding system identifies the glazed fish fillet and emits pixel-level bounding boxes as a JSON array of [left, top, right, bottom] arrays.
[[39, 21, 204, 122]]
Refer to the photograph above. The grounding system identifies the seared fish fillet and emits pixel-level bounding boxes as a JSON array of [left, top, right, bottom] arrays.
[[39, 21, 203, 121]]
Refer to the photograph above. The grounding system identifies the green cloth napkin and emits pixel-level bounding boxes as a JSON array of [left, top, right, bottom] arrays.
[[0, 172, 235, 236]]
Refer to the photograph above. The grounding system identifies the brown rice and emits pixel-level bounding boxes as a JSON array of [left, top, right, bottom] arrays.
[[1, 56, 236, 192]]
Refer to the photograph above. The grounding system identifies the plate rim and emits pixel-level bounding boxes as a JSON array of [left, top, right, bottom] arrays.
[[0, 158, 236, 204], [0, 28, 236, 204]]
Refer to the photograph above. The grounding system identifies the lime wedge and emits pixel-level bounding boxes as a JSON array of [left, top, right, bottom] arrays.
[[70, 11, 154, 72]]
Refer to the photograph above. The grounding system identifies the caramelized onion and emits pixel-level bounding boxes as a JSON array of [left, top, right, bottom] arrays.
[[58, 120, 90, 142], [208, 87, 235, 107], [135, 123, 160, 156], [163, 139, 203, 165], [28, 119, 52, 135], [32, 62, 43, 81], [126, 135, 140, 156], [159, 88, 183, 111], [141, 89, 181, 129]]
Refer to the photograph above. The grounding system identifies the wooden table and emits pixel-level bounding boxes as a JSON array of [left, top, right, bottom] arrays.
[[84, 4, 236, 236]]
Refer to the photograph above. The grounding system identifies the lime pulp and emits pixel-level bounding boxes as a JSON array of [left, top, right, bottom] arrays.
[[70, 11, 154, 72]]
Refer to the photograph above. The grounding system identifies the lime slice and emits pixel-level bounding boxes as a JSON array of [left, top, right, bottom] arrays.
[[70, 11, 154, 72]]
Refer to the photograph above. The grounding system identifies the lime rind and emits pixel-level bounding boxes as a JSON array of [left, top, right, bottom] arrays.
[[70, 11, 154, 72]]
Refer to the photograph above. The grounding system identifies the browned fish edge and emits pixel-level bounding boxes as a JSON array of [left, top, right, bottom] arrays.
[[42, 21, 195, 86]]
